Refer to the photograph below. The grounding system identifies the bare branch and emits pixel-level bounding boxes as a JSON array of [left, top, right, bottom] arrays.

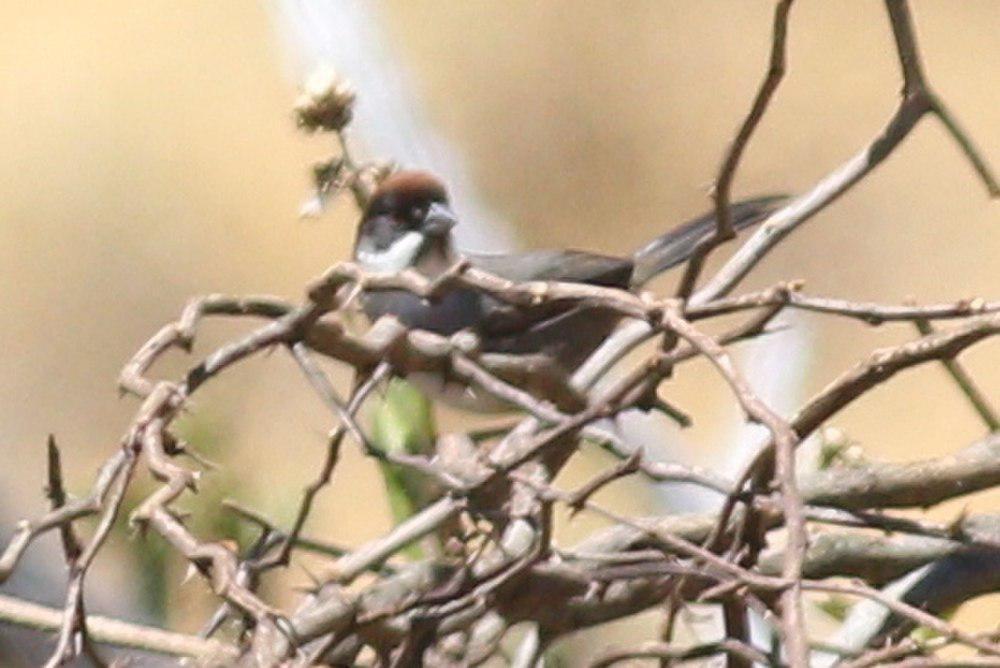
[[2, 4, 995, 665], [913, 318, 1000, 431], [0, 593, 238, 662], [692, 0, 998, 305], [591, 639, 770, 667], [676, 0, 794, 300]]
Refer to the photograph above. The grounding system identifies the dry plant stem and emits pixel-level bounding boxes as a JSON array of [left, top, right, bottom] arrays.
[[519, 474, 998, 659], [313, 259, 782, 411], [0, 3, 995, 660], [280, 284, 992, 656], [46, 444, 138, 668], [792, 314, 1000, 440], [836, 631, 1000, 668], [211, 427, 1000, 662], [313, 261, 655, 322], [572, 281, 784, 399], [662, 308, 809, 666], [289, 342, 372, 453], [800, 430, 1000, 510], [254, 360, 390, 573], [45, 436, 83, 564], [692, 0, 998, 307], [119, 301, 303, 650], [711, 313, 1000, 558], [2, 267, 997, 663], [42, 440, 106, 668], [802, 580, 1000, 657], [135, 408, 283, 631], [292, 341, 464, 489], [120, 294, 293, 397], [691, 284, 1000, 326], [887, 660, 1000, 668], [335, 129, 376, 208], [0, 593, 238, 662], [676, 0, 793, 301], [590, 639, 770, 667], [580, 435, 1000, 555], [223, 501, 378, 567], [757, 529, 991, 584], [802, 506, 1000, 550], [280, 379, 647, 653], [835, 639, 926, 668], [0, 449, 129, 583], [512, 474, 787, 599], [886, 0, 998, 197], [41, 270, 642, 658], [913, 318, 1000, 431], [565, 449, 642, 514], [90, 336, 289, 656], [198, 363, 392, 639], [330, 497, 467, 585]]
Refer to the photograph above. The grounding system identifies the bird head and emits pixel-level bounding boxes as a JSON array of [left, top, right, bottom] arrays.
[[353, 170, 458, 273]]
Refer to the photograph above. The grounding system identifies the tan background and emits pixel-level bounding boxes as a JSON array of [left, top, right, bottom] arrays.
[[0, 0, 997, 651]]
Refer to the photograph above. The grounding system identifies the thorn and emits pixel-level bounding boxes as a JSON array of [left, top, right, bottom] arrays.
[[650, 396, 693, 428], [45, 434, 64, 501], [181, 563, 199, 585], [129, 514, 151, 537], [946, 506, 969, 539]]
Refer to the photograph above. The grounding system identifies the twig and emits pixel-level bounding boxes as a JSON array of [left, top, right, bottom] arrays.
[[913, 318, 999, 431], [692, 0, 998, 305], [676, 0, 794, 301], [223, 501, 385, 568], [690, 284, 1000, 326], [802, 579, 1000, 657], [884, 0, 998, 197], [662, 307, 809, 666], [0, 449, 130, 584], [590, 639, 770, 667], [46, 444, 138, 667], [711, 313, 1000, 558], [565, 449, 643, 516], [800, 431, 1000, 510], [45, 435, 82, 563], [254, 358, 390, 573], [329, 497, 466, 584], [288, 342, 373, 455], [0, 593, 238, 661]]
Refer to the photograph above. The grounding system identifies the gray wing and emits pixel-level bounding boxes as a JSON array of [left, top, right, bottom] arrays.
[[468, 249, 634, 288], [630, 194, 787, 285], [466, 250, 633, 347]]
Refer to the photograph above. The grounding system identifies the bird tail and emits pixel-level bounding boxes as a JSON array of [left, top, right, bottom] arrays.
[[629, 195, 787, 286]]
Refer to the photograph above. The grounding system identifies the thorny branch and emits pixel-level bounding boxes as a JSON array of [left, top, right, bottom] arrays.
[[0, 1, 997, 666]]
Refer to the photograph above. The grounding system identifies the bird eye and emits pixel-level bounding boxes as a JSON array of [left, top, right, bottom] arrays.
[[410, 205, 426, 224]]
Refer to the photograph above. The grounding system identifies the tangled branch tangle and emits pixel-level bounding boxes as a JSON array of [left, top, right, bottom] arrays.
[[1, 1, 997, 666]]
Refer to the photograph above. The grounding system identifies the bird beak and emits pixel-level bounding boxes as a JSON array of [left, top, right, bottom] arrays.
[[423, 202, 457, 237]]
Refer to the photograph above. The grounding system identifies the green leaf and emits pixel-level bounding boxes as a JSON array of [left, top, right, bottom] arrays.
[[371, 378, 435, 457], [370, 379, 438, 559]]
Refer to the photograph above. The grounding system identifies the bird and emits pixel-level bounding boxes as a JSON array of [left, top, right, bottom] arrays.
[[349, 170, 783, 410]]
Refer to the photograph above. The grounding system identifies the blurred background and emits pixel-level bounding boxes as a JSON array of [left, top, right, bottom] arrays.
[[0, 0, 997, 663]]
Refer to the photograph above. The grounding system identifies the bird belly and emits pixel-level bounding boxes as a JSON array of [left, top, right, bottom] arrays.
[[362, 288, 485, 336]]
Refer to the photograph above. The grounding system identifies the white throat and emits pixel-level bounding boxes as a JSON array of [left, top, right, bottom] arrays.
[[356, 231, 425, 273]]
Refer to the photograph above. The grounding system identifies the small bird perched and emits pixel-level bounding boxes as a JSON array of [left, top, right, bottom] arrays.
[[352, 170, 782, 410]]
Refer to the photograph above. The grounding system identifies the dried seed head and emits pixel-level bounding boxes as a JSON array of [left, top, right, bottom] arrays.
[[294, 67, 356, 132], [352, 161, 396, 206], [312, 157, 347, 190]]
